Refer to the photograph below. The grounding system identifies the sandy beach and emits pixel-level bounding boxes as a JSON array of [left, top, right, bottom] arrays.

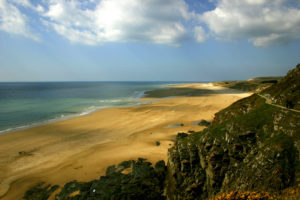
[[0, 83, 251, 200]]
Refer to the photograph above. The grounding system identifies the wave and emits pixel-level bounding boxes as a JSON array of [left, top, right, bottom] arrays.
[[0, 88, 162, 135], [79, 105, 109, 116], [98, 98, 140, 104], [133, 91, 146, 98], [99, 99, 120, 103], [0, 98, 146, 135]]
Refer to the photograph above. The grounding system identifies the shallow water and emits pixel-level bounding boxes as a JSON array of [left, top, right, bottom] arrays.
[[0, 82, 176, 134]]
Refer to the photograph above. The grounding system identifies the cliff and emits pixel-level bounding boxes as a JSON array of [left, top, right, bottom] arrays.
[[167, 64, 300, 199]]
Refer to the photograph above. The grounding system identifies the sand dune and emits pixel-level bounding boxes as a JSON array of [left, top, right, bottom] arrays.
[[0, 83, 251, 200]]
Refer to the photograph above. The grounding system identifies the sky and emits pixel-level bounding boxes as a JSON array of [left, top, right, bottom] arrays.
[[0, 0, 300, 82]]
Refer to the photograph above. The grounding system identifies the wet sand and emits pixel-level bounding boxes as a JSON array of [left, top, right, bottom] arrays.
[[0, 83, 251, 200]]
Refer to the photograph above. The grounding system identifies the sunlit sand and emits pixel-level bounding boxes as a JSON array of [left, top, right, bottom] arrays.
[[0, 83, 251, 200]]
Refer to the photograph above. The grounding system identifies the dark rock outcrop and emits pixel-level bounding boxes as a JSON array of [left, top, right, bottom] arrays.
[[198, 120, 211, 127], [24, 183, 59, 200], [24, 158, 167, 200]]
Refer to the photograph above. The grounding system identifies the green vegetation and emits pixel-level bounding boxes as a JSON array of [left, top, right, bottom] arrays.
[[214, 76, 282, 92], [262, 64, 300, 110], [144, 87, 214, 98], [167, 94, 299, 199], [166, 65, 299, 200]]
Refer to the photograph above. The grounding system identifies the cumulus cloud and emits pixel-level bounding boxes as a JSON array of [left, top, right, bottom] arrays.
[[201, 0, 300, 46], [0, 0, 46, 41], [40, 0, 194, 46], [0, 0, 300, 47], [0, 0, 40, 41]]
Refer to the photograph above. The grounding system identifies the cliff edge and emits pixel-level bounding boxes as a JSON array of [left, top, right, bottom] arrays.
[[167, 64, 300, 199]]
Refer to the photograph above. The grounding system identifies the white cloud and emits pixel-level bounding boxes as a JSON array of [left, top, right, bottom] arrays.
[[40, 0, 194, 46], [0, 0, 39, 41], [10, 0, 44, 12], [1, 0, 300, 47], [201, 0, 300, 46], [36, 4, 44, 13], [194, 26, 206, 42]]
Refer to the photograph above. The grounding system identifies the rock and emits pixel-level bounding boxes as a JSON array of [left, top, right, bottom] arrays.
[[23, 183, 59, 200], [198, 120, 211, 127], [25, 159, 167, 200]]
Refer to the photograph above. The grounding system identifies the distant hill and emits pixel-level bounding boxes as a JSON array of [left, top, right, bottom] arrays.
[[214, 76, 282, 92]]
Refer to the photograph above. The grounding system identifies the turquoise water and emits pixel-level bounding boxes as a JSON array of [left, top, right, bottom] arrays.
[[0, 82, 172, 134]]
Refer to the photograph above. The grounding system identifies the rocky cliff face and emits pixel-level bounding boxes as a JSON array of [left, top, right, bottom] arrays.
[[167, 64, 300, 200]]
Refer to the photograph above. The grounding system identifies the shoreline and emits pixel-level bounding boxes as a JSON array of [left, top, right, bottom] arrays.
[[0, 83, 251, 200], [0, 81, 175, 136], [0, 92, 156, 136], [0, 101, 147, 136], [0, 82, 207, 136]]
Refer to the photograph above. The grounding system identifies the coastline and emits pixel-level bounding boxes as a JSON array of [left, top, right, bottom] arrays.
[[0, 100, 150, 136], [0, 81, 205, 135], [0, 83, 251, 200], [0, 81, 170, 136]]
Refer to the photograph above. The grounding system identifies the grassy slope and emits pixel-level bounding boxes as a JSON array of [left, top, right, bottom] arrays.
[[214, 77, 282, 92], [262, 64, 300, 110]]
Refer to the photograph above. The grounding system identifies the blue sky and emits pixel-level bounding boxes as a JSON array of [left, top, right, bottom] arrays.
[[0, 0, 300, 82]]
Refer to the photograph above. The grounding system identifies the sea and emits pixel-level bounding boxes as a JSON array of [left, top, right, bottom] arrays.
[[0, 82, 177, 134]]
